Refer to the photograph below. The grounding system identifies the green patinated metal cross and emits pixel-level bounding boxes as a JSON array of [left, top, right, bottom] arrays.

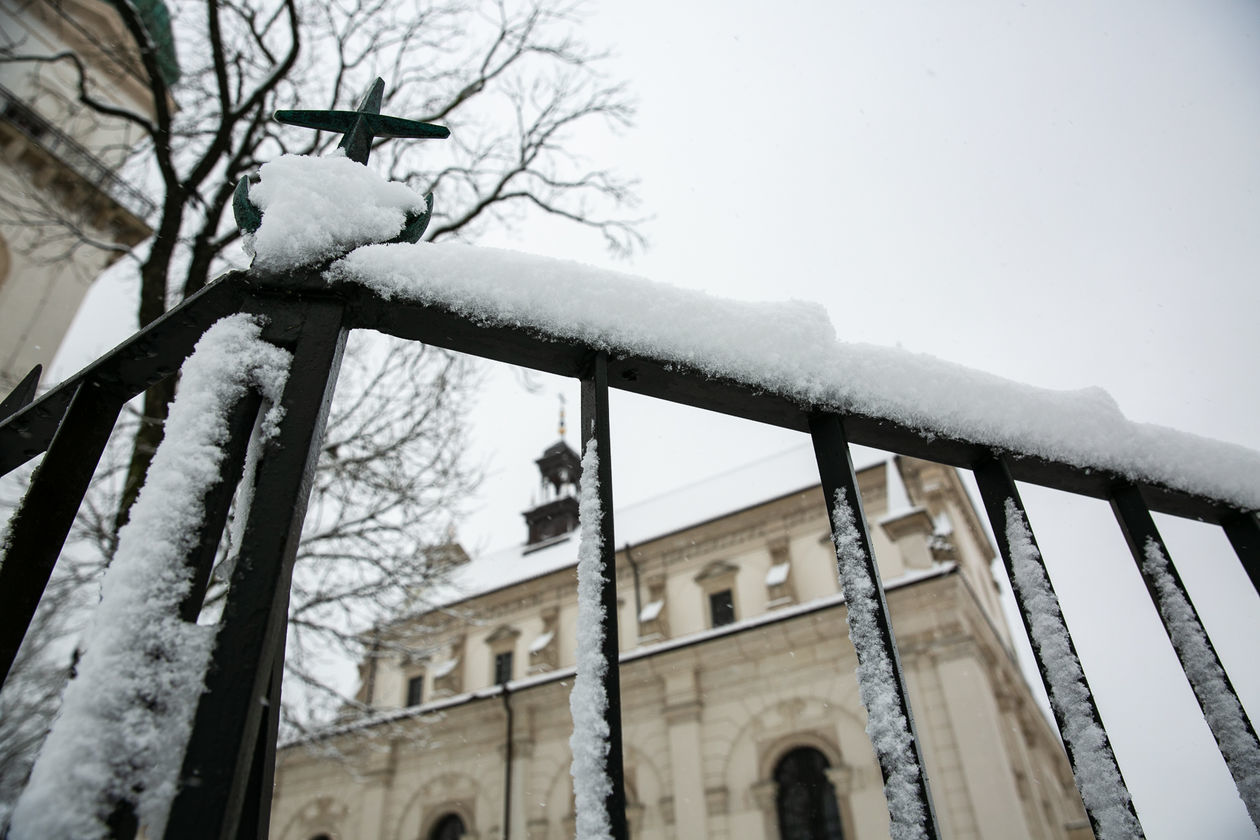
[[275, 77, 449, 165], [233, 77, 449, 243]]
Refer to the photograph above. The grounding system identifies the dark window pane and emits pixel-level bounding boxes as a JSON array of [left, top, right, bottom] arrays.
[[494, 650, 513, 684], [407, 675, 424, 707], [774, 747, 844, 840], [709, 589, 735, 627]]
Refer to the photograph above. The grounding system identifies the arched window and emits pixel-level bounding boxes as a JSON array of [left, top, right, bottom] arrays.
[[428, 813, 466, 840], [774, 747, 844, 840]]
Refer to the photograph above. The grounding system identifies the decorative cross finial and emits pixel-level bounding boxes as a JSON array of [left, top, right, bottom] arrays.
[[274, 77, 450, 165], [232, 78, 450, 243]]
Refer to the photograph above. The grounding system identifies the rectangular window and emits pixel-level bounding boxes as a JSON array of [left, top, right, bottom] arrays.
[[406, 675, 424, 707], [709, 589, 736, 627], [494, 650, 514, 684]]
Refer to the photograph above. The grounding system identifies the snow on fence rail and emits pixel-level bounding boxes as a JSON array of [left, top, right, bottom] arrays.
[[330, 240, 1260, 512]]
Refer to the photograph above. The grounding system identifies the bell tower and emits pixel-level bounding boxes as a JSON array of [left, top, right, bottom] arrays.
[[522, 397, 582, 547]]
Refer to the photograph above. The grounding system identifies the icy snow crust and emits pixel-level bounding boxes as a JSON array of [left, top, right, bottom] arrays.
[[829, 489, 928, 840], [569, 440, 614, 840], [248, 153, 427, 271], [9, 316, 290, 840], [324, 236, 1260, 512], [1141, 539, 1260, 823], [1004, 500, 1141, 840]]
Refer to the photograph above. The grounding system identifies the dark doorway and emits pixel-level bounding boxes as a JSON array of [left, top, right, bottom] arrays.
[[774, 747, 843, 840], [428, 813, 465, 840]]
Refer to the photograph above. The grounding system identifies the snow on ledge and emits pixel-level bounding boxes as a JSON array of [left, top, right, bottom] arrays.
[[329, 240, 1259, 510]]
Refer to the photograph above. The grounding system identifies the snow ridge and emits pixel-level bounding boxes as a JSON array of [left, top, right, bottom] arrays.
[[1140, 538, 1260, 823], [829, 489, 927, 840], [569, 439, 613, 840], [1003, 499, 1140, 840], [328, 239, 1260, 511], [9, 315, 290, 840]]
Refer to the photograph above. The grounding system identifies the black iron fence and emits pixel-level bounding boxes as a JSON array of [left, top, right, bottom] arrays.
[[0, 261, 1257, 839]]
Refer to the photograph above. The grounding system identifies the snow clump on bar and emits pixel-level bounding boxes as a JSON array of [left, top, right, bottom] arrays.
[[829, 489, 928, 840], [1004, 500, 1141, 840], [569, 439, 614, 840], [1141, 539, 1260, 824], [9, 315, 290, 840], [247, 152, 428, 271]]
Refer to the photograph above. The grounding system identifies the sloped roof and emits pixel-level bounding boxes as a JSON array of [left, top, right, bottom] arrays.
[[430, 442, 888, 606]]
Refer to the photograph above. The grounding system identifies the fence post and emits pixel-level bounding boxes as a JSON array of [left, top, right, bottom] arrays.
[[1110, 484, 1260, 829], [0, 380, 122, 685], [164, 299, 347, 840], [579, 350, 629, 840], [973, 456, 1143, 839], [809, 412, 941, 840], [1222, 511, 1260, 596]]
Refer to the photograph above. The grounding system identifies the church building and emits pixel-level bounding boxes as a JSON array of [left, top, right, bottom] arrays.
[[269, 438, 1091, 840]]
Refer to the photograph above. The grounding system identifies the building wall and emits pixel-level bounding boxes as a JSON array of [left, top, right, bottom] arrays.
[[0, 0, 154, 390], [271, 457, 1091, 840]]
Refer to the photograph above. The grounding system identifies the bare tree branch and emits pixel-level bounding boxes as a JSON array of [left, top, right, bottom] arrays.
[[0, 0, 643, 777]]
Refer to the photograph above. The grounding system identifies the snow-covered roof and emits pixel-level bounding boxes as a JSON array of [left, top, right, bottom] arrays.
[[428, 443, 887, 607]]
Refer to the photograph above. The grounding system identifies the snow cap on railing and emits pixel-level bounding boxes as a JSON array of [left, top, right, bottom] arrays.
[[242, 153, 1260, 512]]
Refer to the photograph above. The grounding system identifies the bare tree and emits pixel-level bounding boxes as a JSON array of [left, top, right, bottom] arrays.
[[3, 0, 640, 523], [0, 0, 641, 775]]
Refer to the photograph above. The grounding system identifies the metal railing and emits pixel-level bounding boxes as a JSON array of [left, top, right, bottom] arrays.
[[0, 83, 157, 222], [0, 263, 1256, 839]]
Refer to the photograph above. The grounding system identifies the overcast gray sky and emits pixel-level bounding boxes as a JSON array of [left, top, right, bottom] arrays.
[[462, 1, 1260, 836], [52, 0, 1260, 835]]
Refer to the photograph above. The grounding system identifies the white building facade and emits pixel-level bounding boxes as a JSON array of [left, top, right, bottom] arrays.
[[271, 443, 1090, 840], [0, 0, 162, 390]]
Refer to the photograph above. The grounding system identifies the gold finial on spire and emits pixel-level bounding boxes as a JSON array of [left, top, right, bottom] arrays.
[[558, 393, 567, 439]]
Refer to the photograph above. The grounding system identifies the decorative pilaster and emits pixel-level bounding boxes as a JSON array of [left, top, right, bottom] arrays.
[[663, 668, 708, 838]]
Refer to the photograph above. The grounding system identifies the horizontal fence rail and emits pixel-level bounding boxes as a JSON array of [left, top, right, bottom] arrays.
[[1, 266, 1257, 839]]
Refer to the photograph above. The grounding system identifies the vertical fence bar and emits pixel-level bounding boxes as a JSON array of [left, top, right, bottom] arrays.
[[1222, 511, 1260, 596], [178, 390, 262, 622], [579, 350, 629, 840], [0, 379, 122, 686], [1110, 484, 1260, 829], [0, 364, 41, 419], [235, 640, 288, 840], [973, 455, 1143, 839], [164, 300, 348, 840], [809, 413, 941, 840], [102, 386, 266, 837]]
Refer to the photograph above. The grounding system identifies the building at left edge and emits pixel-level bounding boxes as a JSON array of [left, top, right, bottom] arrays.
[[269, 438, 1091, 840], [0, 0, 173, 391]]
